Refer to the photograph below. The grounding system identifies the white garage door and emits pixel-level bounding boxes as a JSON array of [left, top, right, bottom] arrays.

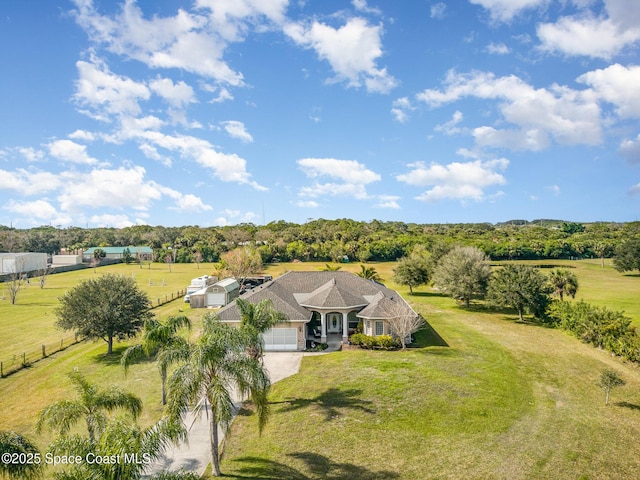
[[263, 328, 298, 351], [206, 293, 225, 306]]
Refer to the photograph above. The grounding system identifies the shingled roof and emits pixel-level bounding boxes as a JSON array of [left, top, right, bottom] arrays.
[[216, 270, 408, 322]]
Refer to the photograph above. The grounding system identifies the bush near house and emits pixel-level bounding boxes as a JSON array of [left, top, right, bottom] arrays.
[[349, 333, 399, 350]]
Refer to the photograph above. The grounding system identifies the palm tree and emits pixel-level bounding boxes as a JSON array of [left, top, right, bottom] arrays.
[[166, 314, 271, 477], [236, 298, 287, 362], [356, 264, 381, 282], [36, 371, 142, 443], [47, 417, 191, 480], [0, 431, 43, 479], [121, 315, 192, 405], [548, 268, 579, 301]]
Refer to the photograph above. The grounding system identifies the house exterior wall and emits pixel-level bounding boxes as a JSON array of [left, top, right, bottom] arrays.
[[362, 318, 390, 337]]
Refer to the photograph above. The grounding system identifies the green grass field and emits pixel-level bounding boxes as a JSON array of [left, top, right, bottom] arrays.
[[0, 259, 638, 479], [0, 262, 218, 372], [220, 262, 640, 479]]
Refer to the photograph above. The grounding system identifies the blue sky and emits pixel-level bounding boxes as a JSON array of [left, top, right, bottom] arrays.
[[1, 0, 639, 228]]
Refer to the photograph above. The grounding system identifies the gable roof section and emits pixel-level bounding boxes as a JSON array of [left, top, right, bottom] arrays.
[[298, 278, 368, 309]]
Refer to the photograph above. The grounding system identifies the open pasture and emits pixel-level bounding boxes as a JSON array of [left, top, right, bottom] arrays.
[[0, 262, 217, 374], [0, 259, 638, 479]]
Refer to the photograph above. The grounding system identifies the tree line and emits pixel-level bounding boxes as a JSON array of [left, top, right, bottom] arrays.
[[1, 219, 639, 264]]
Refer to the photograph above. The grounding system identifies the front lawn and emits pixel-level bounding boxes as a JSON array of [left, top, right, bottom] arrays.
[[220, 290, 640, 479]]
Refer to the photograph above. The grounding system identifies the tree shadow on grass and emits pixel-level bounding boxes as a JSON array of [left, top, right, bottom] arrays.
[[224, 452, 399, 479], [614, 401, 640, 411], [92, 345, 145, 364], [410, 290, 447, 299], [271, 388, 375, 421]]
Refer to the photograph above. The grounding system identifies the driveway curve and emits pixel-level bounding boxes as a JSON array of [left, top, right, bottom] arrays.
[[145, 352, 303, 477]]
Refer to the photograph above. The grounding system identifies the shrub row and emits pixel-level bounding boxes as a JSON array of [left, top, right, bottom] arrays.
[[349, 333, 399, 350], [547, 300, 640, 363]]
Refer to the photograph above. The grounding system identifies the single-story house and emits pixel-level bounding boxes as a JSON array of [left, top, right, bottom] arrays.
[[189, 278, 240, 309], [216, 270, 418, 351], [0, 252, 47, 274], [82, 246, 153, 262]]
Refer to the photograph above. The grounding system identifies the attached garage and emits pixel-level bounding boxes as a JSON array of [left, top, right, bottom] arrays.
[[263, 328, 298, 351]]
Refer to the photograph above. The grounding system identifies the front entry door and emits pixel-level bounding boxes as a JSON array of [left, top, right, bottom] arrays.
[[327, 313, 341, 333]]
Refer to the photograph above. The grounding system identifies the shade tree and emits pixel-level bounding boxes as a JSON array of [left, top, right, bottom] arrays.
[[613, 237, 640, 274], [487, 264, 552, 321], [393, 250, 430, 295], [432, 246, 491, 307], [55, 273, 152, 355]]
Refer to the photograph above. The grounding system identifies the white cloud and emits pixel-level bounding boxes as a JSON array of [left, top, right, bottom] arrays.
[[298, 158, 381, 184], [68, 130, 96, 141], [89, 213, 136, 228], [47, 139, 99, 165], [435, 110, 464, 135], [139, 143, 172, 166], [352, 0, 382, 15], [196, 0, 289, 40], [149, 77, 196, 108], [578, 64, 640, 118], [469, 0, 548, 22], [170, 193, 213, 212], [18, 147, 45, 162], [284, 17, 397, 93], [374, 194, 400, 209], [3, 199, 72, 225], [297, 158, 381, 201], [546, 184, 561, 195], [391, 97, 415, 123], [221, 120, 254, 143], [396, 157, 508, 202], [430, 3, 447, 20], [57, 165, 163, 211], [417, 70, 602, 150], [299, 182, 370, 200], [486, 42, 510, 54], [0, 168, 61, 195], [619, 134, 640, 163], [295, 200, 320, 208], [211, 208, 258, 226], [74, 57, 150, 120], [118, 129, 265, 190], [72, 0, 247, 85], [537, 16, 640, 59], [629, 183, 640, 195]]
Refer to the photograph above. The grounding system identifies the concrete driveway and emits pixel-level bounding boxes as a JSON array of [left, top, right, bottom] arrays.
[[145, 351, 303, 477]]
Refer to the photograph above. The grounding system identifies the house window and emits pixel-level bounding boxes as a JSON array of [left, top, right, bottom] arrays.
[[375, 321, 384, 336]]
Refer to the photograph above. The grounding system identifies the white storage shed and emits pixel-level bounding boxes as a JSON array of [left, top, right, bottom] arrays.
[[0, 253, 48, 274]]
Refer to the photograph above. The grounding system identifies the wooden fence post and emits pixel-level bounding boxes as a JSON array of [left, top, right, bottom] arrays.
[[1, 361, 3, 377], [42, 345, 46, 358], [22, 352, 26, 366]]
